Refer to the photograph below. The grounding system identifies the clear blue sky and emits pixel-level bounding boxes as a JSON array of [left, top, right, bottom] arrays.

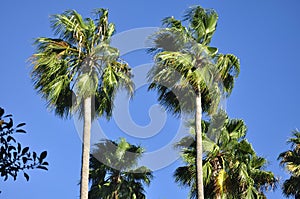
[[1, 0, 300, 198]]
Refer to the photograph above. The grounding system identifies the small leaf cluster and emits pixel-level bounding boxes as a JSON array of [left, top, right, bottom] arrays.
[[0, 107, 48, 182]]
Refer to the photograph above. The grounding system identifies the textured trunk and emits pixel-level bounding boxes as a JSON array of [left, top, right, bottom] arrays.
[[80, 97, 92, 199], [195, 93, 204, 199]]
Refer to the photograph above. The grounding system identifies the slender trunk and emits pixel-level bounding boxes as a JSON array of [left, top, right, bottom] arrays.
[[80, 97, 92, 199], [195, 93, 204, 199]]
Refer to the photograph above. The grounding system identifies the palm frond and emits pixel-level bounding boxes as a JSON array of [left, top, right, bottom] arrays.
[[174, 112, 277, 198], [51, 10, 88, 48], [184, 6, 218, 45], [282, 176, 300, 197], [216, 54, 240, 95], [89, 139, 153, 199], [30, 9, 133, 119], [148, 6, 239, 118]]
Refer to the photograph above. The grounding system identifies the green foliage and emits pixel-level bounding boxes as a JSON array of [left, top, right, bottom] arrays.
[[30, 9, 134, 199], [30, 9, 133, 119], [89, 138, 153, 199], [149, 6, 241, 199], [148, 5, 240, 116], [174, 111, 277, 199], [0, 107, 48, 184], [278, 130, 300, 198]]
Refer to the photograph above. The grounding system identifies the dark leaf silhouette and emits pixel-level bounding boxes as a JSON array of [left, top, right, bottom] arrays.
[[16, 129, 26, 133], [24, 173, 29, 181], [16, 123, 26, 128], [0, 107, 49, 186], [40, 151, 47, 160], [22, 147, 29, 155], [0, 108, 4, 118], [36, 166, 48, 171]]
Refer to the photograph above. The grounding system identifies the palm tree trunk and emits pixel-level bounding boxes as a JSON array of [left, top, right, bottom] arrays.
[[195, 93, 204, 199], [80, 97, 92, 199]]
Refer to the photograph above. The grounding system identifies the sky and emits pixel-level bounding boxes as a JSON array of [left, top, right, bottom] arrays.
[[1, 0, 300, 198]]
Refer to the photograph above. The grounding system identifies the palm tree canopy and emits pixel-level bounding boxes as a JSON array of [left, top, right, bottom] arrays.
[[174, 111, 277, 198], [89, 138, 153, 199], [278, 130, 300, 198], [30, 9, 133, 119], [148, 5, 240, 116]]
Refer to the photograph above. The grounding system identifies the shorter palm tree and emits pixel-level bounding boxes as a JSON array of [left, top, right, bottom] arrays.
[[174, 111, 277, 198], [278, 130, 300, 199], [89, 138, 153, 199]]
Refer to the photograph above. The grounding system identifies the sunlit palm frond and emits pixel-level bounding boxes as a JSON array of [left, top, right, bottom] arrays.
[[148, 6, 239, 118], [216, 54, 240, 95], [184, 6, 218, 45], [174, 112, 277, 198], [31, 9, 133, 119], [51, 10, 88, 49]]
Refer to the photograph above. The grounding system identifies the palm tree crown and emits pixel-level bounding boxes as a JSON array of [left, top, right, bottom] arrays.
[[89, 138, 153, 199], [148, 6, 240, 115], [174, 111, 277, 199], [278, 130, 300, 199], [31, 9, 133, 118]]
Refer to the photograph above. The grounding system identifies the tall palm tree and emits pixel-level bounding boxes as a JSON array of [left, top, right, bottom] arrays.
[[30, 9, 133, 199], [148, 6, 240, 198], [278, 130, 300, 198], [174, 111, 277, 198], [89, 138, 153, 199]]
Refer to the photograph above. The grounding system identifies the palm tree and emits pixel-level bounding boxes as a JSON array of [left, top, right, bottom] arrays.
[[89, 138, 153, 199], [278, 130, 300, 198], [174, 111, 277, 198], [148, 6, 240, 198], [30, 9, 133, 199]]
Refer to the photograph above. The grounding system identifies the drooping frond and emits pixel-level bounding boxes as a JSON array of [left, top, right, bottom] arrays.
[[278, 130, 300, 198], [30, 9, 133, 119], [174, 112, 277, 198], [282, 176, 300, 198], [174, 165, 197, 199], [216, 54, 240, 95], [51, 10, 88, 49], [148, 5, 239, 117], [279, 131, 300, 175], [31, 37, 79, 117]]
